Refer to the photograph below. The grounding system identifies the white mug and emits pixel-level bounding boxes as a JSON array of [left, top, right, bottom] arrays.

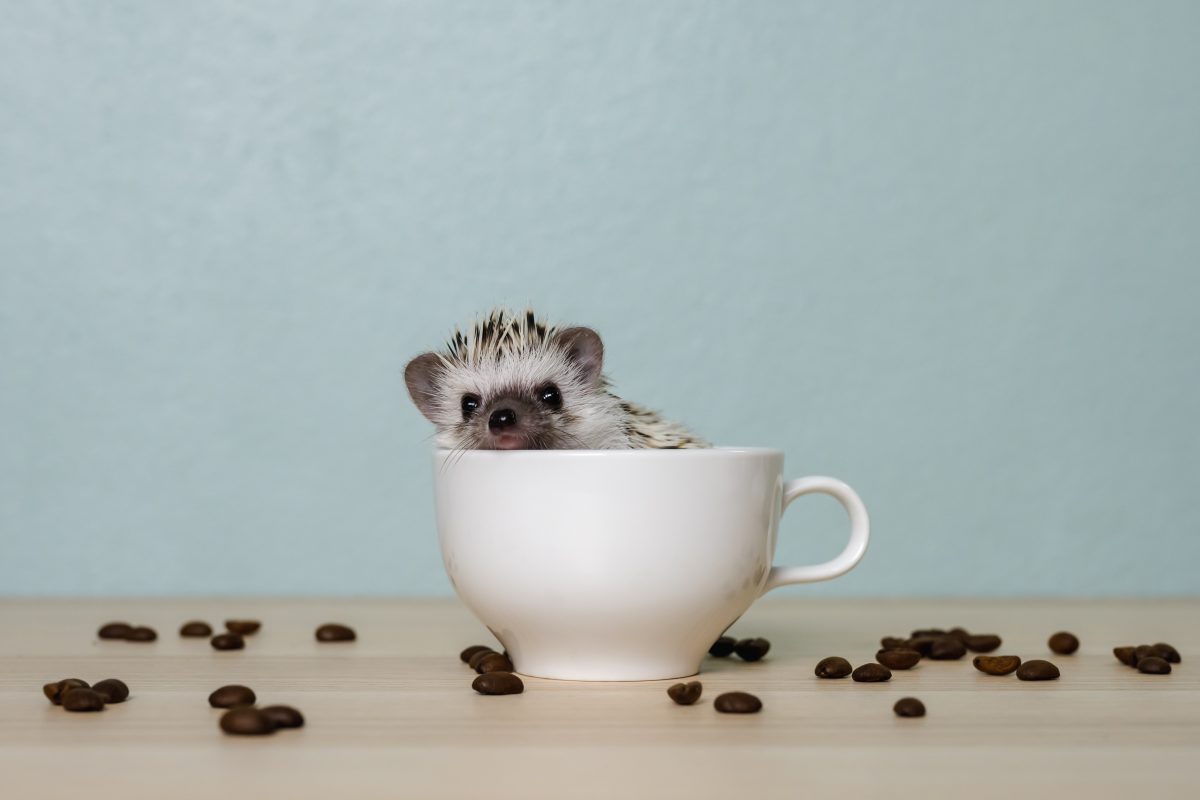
[[433, 447, 869, 681]]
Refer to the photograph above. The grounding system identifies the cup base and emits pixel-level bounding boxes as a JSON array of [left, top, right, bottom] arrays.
[[511, 660, 703, 682]]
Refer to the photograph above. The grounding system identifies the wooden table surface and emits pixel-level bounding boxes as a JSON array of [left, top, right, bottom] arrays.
[[1, 598, 1196, 799]]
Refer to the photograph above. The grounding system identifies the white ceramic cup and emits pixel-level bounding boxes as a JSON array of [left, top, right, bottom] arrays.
[[434, 447, 869, 681]]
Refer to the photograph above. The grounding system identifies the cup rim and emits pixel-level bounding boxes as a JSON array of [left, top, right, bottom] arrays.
[[432, 446, 782, 459]]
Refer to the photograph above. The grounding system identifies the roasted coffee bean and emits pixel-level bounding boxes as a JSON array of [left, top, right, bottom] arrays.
[[708, 636, 737, 657], [973, 655, 1022, 676], [1132, 645, 1160, 666], [714, 691, 762, 714], [219, 707, 275, 736], [1137, 656, 1171, 675], [43, 678, 89, 705], [210, 633, 245, 651], [225, 620, 261, 635], [930, 638, 967, 660], [475, 653, 514, 674], [315, 623, 356, 642], [904, 637, 938, 656], [180, 621, 212, 637], [472, 672, 525, 695], [893, 697, 926, 718], [467, 648, 497, 670], [911, 628, 946, 638], [1016, 659, 1060, 681], [62, 688, 105, 712], [260, 705, 305, 729], [734, 638, 770, 662], [814, 656, 853, 679], [876, 649, 921, 670], [852, 663, 892, 683], [1133, 643, 1181, 666], [667, 681, 703, 705], [1048, 632, 1079, 655], [209, 684, 256, 709], [880, 637, 907, 650], [91, 679, 129, 704], [125, 626, 157, 642], [460, 645, 493, 663], [1113, 646, 1136, 666], [98, 622, 133, 640], [964, 634, 1001, 653], [1152, 643, 1181, 664]]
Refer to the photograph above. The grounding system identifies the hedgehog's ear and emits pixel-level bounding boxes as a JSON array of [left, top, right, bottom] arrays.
[[404, 353, 446, 423], [554, 327, 604, 388]]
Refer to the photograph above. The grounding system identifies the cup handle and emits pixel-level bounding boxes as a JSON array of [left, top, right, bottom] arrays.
[[760, 476, 870, 594]]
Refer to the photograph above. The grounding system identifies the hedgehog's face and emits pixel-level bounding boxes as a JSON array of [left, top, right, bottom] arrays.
[[405, 326, 604, 451]]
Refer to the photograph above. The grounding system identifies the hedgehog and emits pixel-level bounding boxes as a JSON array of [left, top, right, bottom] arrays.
[[404, 309, 708, 450]]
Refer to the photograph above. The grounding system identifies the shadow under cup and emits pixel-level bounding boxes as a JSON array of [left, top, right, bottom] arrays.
[[433, 448, 869, 681]]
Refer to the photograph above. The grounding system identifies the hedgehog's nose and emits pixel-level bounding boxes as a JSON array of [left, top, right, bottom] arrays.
[[488, 408, 518, 431]]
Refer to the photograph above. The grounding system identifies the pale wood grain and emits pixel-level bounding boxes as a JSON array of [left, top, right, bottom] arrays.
[[1, 598, 1197, 799]]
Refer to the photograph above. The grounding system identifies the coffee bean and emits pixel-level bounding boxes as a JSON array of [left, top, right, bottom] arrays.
[[315, 623, 356, 642], [946, 627, 971, 643], [714, 691, 761, 713], [209, 684, 256, 709], [210, 633, 245, 651], [472, 672, 525, 695], [911, 628, 946, 638], [852, 663, 892, 682], [220, 707, 275, 736], [91, 679, 129, 704], [475, 653, 514, 674], [180, 621, 212, 637], [708, 636, 736, 657], [260, 705, 305, 729], [893, 697, 926, 718], [1152, 643, 1181, 664], [225, 620, 261, 635], [880, 637, 907, 650], [460, 645, 493, 663], [1016, 659, 1060, 681], [930, 638, 967, 660], [62, 688, 106, 712], [125, 626, 157, 642], [973, 655, 1022, 676], [667, 682, 702, 705], [1133, 645, 1161, 666], [1049, 632, 1079, 655], [1137, 656, 1171, 675], [876, 649, 921, 670], [904, 637, 938, 656], [1113, 646, 1136, 666], [98, 622, 133, 640], [964, 634, 1001, 653], [814, 656, 853, 679], [734, 637, 770, 662], [467, 648, 497, 670], [43, 678, 89, 705]]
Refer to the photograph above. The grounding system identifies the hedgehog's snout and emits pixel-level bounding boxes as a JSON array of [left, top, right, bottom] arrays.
[[488, 408, 518, 431], [481, 398, 537, 449]]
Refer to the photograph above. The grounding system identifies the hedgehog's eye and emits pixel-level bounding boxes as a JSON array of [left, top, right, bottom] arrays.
[[461, 394, 481, 418], [537, 384, 562, 410]]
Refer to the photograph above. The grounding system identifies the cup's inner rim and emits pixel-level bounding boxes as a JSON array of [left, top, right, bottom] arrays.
[[432, 446, 782, 457]]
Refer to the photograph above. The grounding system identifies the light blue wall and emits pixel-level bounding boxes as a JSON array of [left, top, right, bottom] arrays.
[[2, 1, 1198, 596]]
